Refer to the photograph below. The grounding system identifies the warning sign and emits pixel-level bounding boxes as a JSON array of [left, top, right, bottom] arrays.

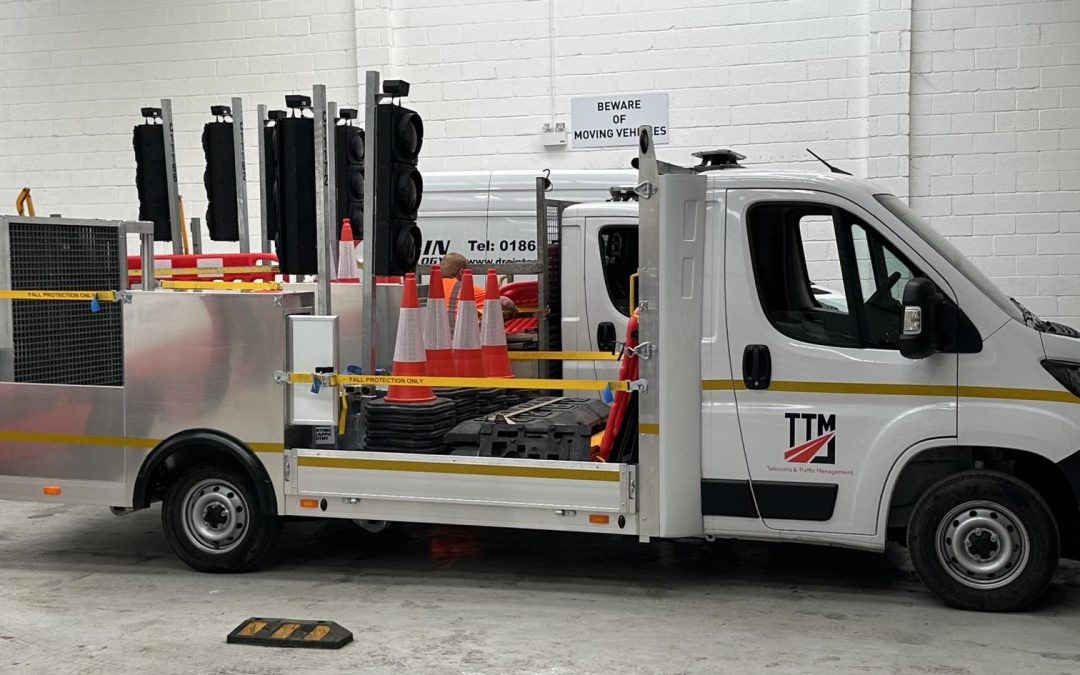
[[570, 93, 669, 149]]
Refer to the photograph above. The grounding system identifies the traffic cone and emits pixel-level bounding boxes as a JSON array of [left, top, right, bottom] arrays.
[[385, 273, 436, 403], [451, 270, 486, 378], [480, 268, 514, 378], [424, 264, 455, 377], [336, 218, 358, 281]]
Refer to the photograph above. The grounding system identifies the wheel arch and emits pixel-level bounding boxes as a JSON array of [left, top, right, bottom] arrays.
[[884, 444, 1080, 558], [133, 429, 278, 517]]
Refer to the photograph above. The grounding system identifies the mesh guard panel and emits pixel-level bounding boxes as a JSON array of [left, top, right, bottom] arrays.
[[8, 221, 124, 386]]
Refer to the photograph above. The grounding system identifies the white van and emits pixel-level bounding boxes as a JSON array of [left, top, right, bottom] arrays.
[[417, 170, 634, 266]]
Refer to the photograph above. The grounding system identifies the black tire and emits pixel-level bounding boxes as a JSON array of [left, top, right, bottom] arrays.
[[908, 470, 1059, 611], [162, 464, 281, 573]]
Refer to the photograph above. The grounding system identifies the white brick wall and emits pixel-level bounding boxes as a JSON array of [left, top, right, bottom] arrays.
[[0, 0, 1078, 321]]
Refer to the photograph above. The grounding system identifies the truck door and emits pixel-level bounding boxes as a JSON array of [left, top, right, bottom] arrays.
[[581, 216, 636, 382], [724, 189, 958, 536]]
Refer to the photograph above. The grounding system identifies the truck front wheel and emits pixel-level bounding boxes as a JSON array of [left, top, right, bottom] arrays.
[[162, 464, 281, 572], [908, 470, 1059, 611]]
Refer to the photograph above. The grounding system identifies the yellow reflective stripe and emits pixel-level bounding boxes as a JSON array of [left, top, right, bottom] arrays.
[[0, 430, 284, 453], [707, 379, 1080, 404], [959, 385, 1079, 404], [0, 290, 118, 302], [160, 280, 282, 291], [288, 372, 629, 392], [508, 351, 619, 361], [639, 422, 660, 435], [130, 266, 278, 277], [765, 380, 956, 397], [0, 430, 156, 448], [701, 379, 738, 391], [298, 455, 620, 481], [248, 442, 287, 453]]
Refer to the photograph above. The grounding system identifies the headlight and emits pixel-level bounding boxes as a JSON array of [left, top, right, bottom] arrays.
[[1041, 360, 1080, 398]]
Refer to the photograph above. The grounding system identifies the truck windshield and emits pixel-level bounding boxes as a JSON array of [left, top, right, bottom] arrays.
[[874, 194, 1022, 323]]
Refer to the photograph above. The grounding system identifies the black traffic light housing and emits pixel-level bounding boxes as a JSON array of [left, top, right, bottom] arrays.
[[334, 109, 364, 244], [273, 107, 316, 275], [373, 101, 424, 276], [132, 108, 172, 241], [202, 105, 240, 241]]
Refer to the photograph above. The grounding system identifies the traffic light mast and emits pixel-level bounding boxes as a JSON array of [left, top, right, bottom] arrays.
[[360, 71, 425, 374]]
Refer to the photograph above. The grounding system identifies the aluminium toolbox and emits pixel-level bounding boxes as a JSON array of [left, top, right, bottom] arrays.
[[443, 396, 609, 462]]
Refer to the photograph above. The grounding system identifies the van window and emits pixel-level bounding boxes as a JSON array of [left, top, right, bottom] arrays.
[[747, 202, 921, 350], [598, 225, 638, 316]]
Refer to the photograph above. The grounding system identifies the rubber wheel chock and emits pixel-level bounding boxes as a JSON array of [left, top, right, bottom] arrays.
[[227, 618, 353, 649]]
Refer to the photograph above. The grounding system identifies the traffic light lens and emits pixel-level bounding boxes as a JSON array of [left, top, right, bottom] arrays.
[[348, 167, 364, 200], [348, 131, 364, 163], [394, 223, 422, 268], [395, 168, 423, 213], [397, 113, 423, 158]]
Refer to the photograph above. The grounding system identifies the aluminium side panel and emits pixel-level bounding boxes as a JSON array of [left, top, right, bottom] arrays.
[[122, 291, 312, 511], [0, 383, 127, 505], [291, 449, 638, 535]]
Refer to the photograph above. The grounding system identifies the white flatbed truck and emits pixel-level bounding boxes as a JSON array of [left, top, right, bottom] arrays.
[[2, 128, 1079, 612]]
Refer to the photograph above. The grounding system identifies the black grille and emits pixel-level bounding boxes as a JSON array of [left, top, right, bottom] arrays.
[[8, 221, 124, 386]]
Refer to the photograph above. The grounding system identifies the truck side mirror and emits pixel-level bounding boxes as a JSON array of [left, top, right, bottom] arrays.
[[596, 322, 617, 353], [899, 277, 942, 360]]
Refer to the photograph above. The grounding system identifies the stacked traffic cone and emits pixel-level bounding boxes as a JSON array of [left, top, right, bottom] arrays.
[[384, 273, 435, 403], [424, 265, 455, 377], [480, 268, 514, 378], [336, 218, 358, 281], [451, 269, 486, 378]]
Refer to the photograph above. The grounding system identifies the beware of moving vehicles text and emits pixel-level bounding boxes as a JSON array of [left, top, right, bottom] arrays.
[[570, 93, 669, 148]]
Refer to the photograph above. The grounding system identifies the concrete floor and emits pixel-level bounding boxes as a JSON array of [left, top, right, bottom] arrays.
[[0, 502, 1078, 674]]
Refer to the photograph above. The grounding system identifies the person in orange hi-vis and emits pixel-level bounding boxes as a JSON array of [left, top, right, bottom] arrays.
[[440, 252, 518, 328]]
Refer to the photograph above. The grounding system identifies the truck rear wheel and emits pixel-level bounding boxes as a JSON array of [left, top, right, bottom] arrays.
[[908, 470, 1059, 611], [162, 464, 281, 572]]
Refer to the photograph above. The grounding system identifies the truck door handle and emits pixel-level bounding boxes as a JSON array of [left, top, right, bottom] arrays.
[[742, 344, 771, 390]]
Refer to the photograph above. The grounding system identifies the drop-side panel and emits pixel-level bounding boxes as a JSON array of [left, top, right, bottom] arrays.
[[291, 450, 637, 535], [0, 383, 126, 504]]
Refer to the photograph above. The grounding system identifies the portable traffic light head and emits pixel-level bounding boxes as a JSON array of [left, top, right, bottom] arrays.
[[202, 106, 240, 242], [133, 112, 172, 241], [334, 112, 365, 245], [373, 101, 424, 276]]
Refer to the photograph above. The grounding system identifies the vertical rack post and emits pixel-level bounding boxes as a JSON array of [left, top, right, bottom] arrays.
[[159, 98, 183, 254], [256, 103, 271, 254], [231, 96, 250, 253], [312, 84, 332, 316], [326, 101, 338, 279], [535, 176, 549, 379], [139, 226, 156, 291], [361, 70, 380, 374], [190, 217, 203, 254]]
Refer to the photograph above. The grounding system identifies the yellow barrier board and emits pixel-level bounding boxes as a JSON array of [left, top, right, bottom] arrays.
[[160, 280, 283, 291]]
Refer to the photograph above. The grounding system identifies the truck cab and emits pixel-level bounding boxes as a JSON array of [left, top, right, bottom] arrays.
[[556, 148, 1080, 611]]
